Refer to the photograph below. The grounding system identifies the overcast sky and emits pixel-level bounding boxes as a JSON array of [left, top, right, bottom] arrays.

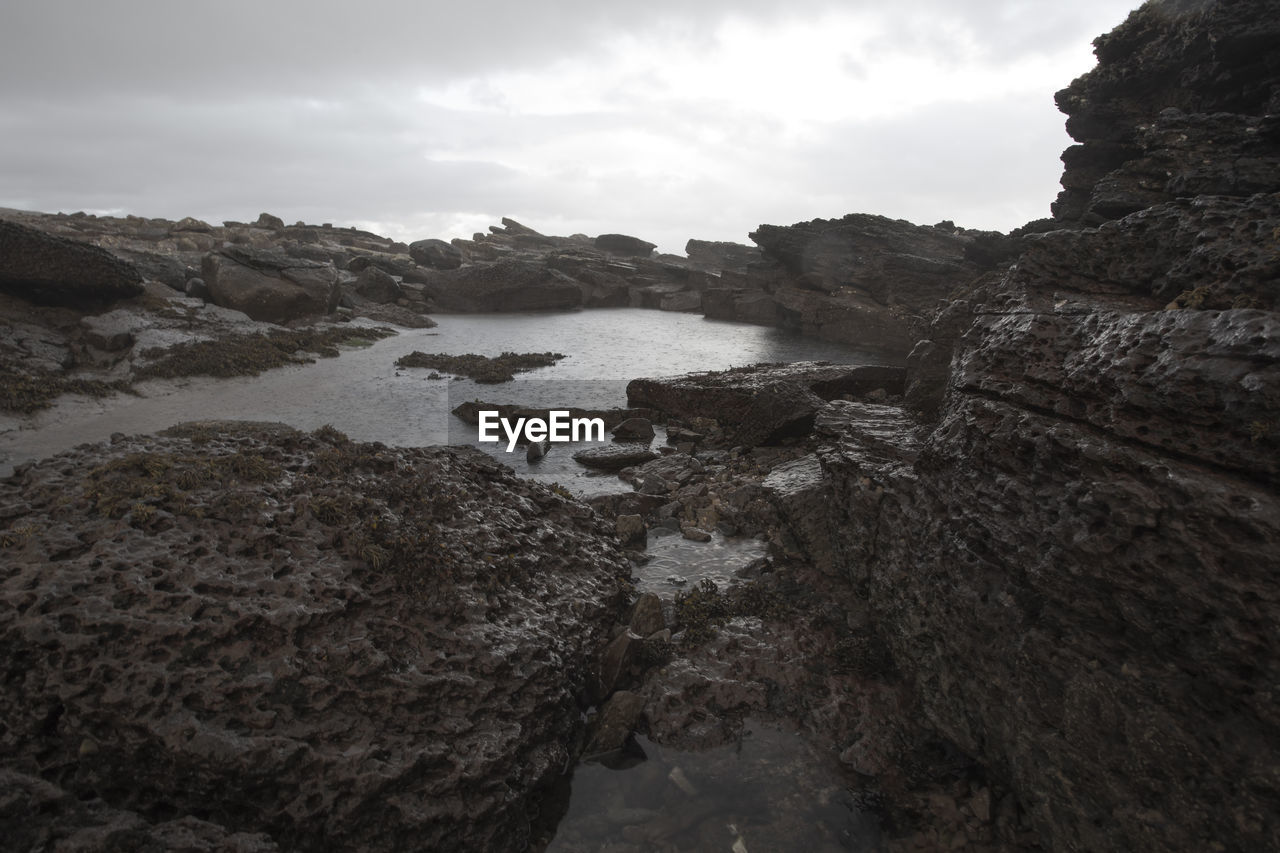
[[1, 0, 1138, 254]]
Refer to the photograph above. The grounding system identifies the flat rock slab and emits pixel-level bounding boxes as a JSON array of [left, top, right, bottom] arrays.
[[573, 444, 659, 470]]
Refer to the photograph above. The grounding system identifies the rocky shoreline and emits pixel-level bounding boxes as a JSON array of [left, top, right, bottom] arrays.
[[2, 0, 1279, 851]]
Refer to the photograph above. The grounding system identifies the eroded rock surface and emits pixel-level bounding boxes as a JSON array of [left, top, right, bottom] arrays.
[[0, 422, 630, 852], [0, 219, 143, 307]]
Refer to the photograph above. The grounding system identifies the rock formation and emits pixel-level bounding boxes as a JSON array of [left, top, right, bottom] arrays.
[[778, 2, 1280, 850], [0, 423, 630, 851], [203, 245, 341, 323]]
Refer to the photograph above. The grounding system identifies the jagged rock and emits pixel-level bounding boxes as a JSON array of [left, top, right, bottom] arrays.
[[110, 246, 191, 292], [0, 219, 143, 306], [585, 691, 646, 754], [1051, 0, 1280, 223], [354, 265, 401, 304], [595, 234, 656, 257], [0, 424, 629, 851], [627, 362, 906, 447], [202, 246, 340, 323], [409, 238, 463, 270], [615, 514, 646, 548], [346, 253, 432, 284], [421, 259, 583, 312], [628, 593, 665, 637], [255, 212, 285, 230]]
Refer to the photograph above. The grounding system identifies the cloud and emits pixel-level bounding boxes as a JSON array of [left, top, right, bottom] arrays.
[[0, 1, 1139, 254]]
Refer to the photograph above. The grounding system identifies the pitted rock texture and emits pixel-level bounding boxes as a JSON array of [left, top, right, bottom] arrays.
[[627, 362, 906, 446], [0, 219, 143, 307], [0, 422, 630, 852]]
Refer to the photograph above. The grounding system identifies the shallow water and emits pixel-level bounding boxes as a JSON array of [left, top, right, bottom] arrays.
[[0, 308, 889, 484], [636, 529, 768, 594], [546, 724, 880, 852]]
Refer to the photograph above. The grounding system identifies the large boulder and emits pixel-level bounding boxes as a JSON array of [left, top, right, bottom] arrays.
[[409, 238, 463, 270], [0, 219, 143, 306], [202, 246, 339, 323], [0, 423, 629, 851], [421, 259, 583, 312], [354, 265, 401, 304], [627, 362, 906, 446]]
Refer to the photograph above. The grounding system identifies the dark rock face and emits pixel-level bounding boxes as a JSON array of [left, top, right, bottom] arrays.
[[0, 423, 629, 852], [594, 233, 656, 257], [627, 362, 906, 447], [421, 258, 584, 312], [800, 5, 1280, 850], [1052, 0, 1280, 224], [202, 246, 340, 323], [0, 219, 143, 306], [684, 238, 760, 273], [409, 237, 463, 270]]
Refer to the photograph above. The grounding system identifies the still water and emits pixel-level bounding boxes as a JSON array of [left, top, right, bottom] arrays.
[[0, 308, 889, 481]]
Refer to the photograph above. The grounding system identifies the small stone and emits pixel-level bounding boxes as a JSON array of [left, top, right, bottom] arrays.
[[615, 514, 646, 549], [680, 525, 712, 542]]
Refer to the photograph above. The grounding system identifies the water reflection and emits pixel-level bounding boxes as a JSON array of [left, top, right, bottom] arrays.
[[545, 724, 880, 852]]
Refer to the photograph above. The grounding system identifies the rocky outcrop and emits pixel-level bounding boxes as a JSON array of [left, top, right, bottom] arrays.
[[202, 245, 340, 323], [791, 4, 1280, 850], [700, 213, 983, 354], [684, 238, 760, 273], [1052, 0, 1280, 224], [627, 362, 905, 447], [0, 422, 630, 852], [420, 258, 584, 312], [0, 219, 143, 307]]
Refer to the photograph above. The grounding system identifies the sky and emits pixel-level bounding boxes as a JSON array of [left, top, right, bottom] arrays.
[[0, 1, 1139, 255]]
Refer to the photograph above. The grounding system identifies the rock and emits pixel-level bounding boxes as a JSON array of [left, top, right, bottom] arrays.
[[202, 246, 339, 323], [586, 690, 646, 754], [611, 417, 655, 441], [409, 238, 463, 270], [659, 290, 701, 312], [0, 424, 630, 851], [572, 444, 660, 471], [0, 219, 143, 306], [80, 312, 136, 352], [684, 238, 760, 273], [595, 234, 656, 257], [680, 525, 711, 542], [615, 514, 646, 548], [254, 211, 285, 230], [171, 216, 213, 233], [420, 259, 584, 312], [110, 247, 191, 291], [598, 630, 638, 697], [762, 453, 835, 574], [526, 438, 550, 462], [628, 593, 665, 637], [185, 277, 210, 300], [354, 265, 401, 304], [627, 362, 906, 447]]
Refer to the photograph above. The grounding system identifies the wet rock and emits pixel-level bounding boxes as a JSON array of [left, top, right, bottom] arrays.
[[408, 238, 463, 270], [595, 234, 656, 257], [185, 276, 210, 300], [628, 593, 666, 637], [684, 238, 760, 273], [0, 424, 629, 851], [659, 291, 701, 312], [615, 514, 646, 549], [80, 312, 136, 352], [680, 525, 711, 542], [526, 438, 550, 462], [611, 417, 655, 441], [598, 630, 639, 698], [202, 246, 339, 323], [573, 444, 660, 471], [354, 265, 401, 304], [0, 219, 143, 307], [586, 691, 646, 754]]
